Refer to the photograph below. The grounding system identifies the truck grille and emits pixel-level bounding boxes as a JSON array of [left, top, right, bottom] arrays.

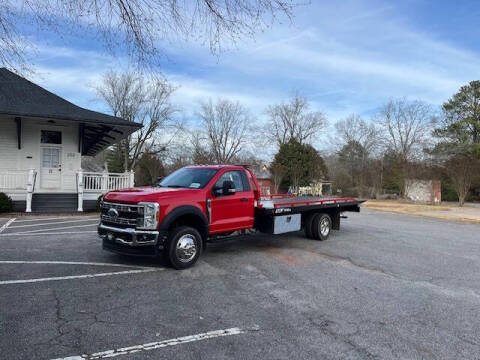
[[100, 202, 143, 228]]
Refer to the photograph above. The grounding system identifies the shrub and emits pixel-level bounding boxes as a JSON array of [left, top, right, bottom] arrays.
[[0, 193, 13, 213], [441, 181, 458, 202]]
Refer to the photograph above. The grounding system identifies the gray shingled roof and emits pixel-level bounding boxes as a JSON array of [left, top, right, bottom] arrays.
[[0, 68, 141, 127]]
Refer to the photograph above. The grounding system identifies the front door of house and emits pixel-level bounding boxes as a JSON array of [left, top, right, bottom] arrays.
[[40, 130, 62, 189], [41, 147, 62, 189]]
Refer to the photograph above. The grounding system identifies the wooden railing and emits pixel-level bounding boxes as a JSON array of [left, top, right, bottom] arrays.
[[0, 170, 29, 190], [82, 171, 133, 193]]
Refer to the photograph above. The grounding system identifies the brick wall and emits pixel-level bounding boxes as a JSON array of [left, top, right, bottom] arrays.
[[257, 179, 274, 195]]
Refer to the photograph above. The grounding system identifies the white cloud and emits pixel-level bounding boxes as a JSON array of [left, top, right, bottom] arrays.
[[20, 0, 480, 136], [166, 73, 281, 117]]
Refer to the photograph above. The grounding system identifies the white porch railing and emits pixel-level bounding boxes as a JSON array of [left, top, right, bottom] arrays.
[[0, 170, 29, 190], [0, 169, 37, 212], [77, 170, 134, 212], [1, 169, 134, 213], [82, 171, 133, 192]]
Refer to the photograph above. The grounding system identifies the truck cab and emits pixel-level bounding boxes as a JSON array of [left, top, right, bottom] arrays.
[[99, 165, 260, 269], [98, 165, 363, 269]]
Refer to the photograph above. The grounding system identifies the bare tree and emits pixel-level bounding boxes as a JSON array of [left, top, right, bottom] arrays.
[[444, 156, 478, 206], [266, 94, 327, 146], [1, 0, 297, 71], [270, 162, 286, 193], [334, 114, 380, 196], [377, 98, 434, 196], [378, 99, 434, 163], [96, 71, 145, 121], [96, 70, 177, 171], [334, 114, 379, 156], [130, 78, 178, 169], [197, 99, 252, 164], [0, 2, 30, 73], [190, 130, 215, 164]]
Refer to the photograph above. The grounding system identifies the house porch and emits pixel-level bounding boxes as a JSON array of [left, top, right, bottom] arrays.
[[0, 170, 135, 212]]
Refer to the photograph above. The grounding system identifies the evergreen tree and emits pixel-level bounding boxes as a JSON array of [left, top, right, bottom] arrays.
[[271, 139, 328, 188], [431, 80, 480, 205]]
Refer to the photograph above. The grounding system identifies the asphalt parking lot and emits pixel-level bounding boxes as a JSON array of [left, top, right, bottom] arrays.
[[1, 209, 479, 359]]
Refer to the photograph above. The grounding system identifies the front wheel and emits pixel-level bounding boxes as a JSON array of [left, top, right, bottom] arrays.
[[164, 226, 203, 269]]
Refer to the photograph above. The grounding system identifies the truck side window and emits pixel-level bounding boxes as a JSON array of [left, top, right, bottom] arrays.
[[240, 170, 251, 191], [215, 171, 245, 192]]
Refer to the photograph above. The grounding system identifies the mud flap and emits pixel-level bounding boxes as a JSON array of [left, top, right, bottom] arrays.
[[332, 211, 340, 230]]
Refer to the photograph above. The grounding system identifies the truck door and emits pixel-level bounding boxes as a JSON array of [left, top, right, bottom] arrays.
[[209, 170, 254, 233]]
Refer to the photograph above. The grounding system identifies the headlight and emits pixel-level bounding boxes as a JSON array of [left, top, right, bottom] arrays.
[[137, 202, 159, 230]]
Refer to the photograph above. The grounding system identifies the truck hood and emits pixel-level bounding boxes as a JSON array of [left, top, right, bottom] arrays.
[[103, 187, 200, 203]]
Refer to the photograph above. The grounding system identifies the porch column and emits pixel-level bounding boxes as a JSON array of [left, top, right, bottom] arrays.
[[77, 169, 84, 212], [102, 169, 108, 193], [25, 169, 35, 213], [129, 170, 135, 187]]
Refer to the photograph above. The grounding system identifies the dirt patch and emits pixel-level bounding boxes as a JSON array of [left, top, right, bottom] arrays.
[[266, 247, 299, 264], [363, 200, 480, 224]]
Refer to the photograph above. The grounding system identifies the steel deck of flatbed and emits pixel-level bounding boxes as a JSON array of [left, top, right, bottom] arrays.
[[258, 195, 363, 210]]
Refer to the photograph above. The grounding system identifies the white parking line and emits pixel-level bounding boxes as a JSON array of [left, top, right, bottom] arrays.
[[0, 218, 16, 233], [8, 218, 99, 229], [3, 223, 97, 234], [0, 231, 97, 237], [51, 327, 258, 360], [0, 261, 150, 268], [13, 216, 98, 223], [0, 268, 161, 285]]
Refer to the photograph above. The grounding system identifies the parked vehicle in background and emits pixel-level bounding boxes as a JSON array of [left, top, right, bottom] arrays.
[[98, 165, 365, 269]]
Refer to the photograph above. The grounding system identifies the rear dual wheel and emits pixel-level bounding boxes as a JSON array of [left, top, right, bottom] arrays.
[[305, 213, 331, 241]]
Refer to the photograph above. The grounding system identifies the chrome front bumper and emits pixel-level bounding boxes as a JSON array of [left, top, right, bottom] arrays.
[[98, 223, 159, 246]]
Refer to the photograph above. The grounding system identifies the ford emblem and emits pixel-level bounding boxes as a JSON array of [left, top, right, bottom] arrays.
[[108, 208, 119, 218]]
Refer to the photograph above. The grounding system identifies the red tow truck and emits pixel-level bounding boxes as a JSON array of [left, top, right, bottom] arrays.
[[98, 165, 364, 269]]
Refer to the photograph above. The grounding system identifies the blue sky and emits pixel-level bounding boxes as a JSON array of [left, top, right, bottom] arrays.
[[21, 0, 480, 133]]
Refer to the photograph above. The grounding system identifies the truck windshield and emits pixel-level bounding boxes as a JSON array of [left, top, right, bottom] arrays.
[[159, 168, 218, 189]]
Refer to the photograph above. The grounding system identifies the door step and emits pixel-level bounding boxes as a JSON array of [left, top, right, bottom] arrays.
[[32, 193, 78, 213]]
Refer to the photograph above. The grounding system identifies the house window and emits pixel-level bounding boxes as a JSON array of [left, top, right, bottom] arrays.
[[41, 130, 62, 144], [42, 147, 60, 168]]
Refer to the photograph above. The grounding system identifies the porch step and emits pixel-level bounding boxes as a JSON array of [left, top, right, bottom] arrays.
[[32, 193, 78, 213]]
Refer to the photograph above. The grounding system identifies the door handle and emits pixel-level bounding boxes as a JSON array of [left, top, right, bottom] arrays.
[[240, 198, 249, 202]]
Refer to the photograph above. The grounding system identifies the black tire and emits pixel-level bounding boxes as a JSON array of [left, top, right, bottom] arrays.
[[163, 226, 203, 269], [311, 213, 332, 241], [304, 213, 318, 239]]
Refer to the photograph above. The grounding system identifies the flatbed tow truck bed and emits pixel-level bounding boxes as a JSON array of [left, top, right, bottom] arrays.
[[255, 195, 365, 235], [258, 195, 365, 212]]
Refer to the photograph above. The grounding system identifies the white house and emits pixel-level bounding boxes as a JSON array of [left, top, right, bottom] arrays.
[[0, 68, 142, 212]]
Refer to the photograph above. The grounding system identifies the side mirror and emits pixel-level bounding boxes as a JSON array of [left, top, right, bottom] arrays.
[[222, 180, 236, 196]]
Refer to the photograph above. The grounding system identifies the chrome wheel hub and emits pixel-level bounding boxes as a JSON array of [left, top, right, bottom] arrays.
[[176, 234, 197, 263], [320, 217, 330, 237]]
